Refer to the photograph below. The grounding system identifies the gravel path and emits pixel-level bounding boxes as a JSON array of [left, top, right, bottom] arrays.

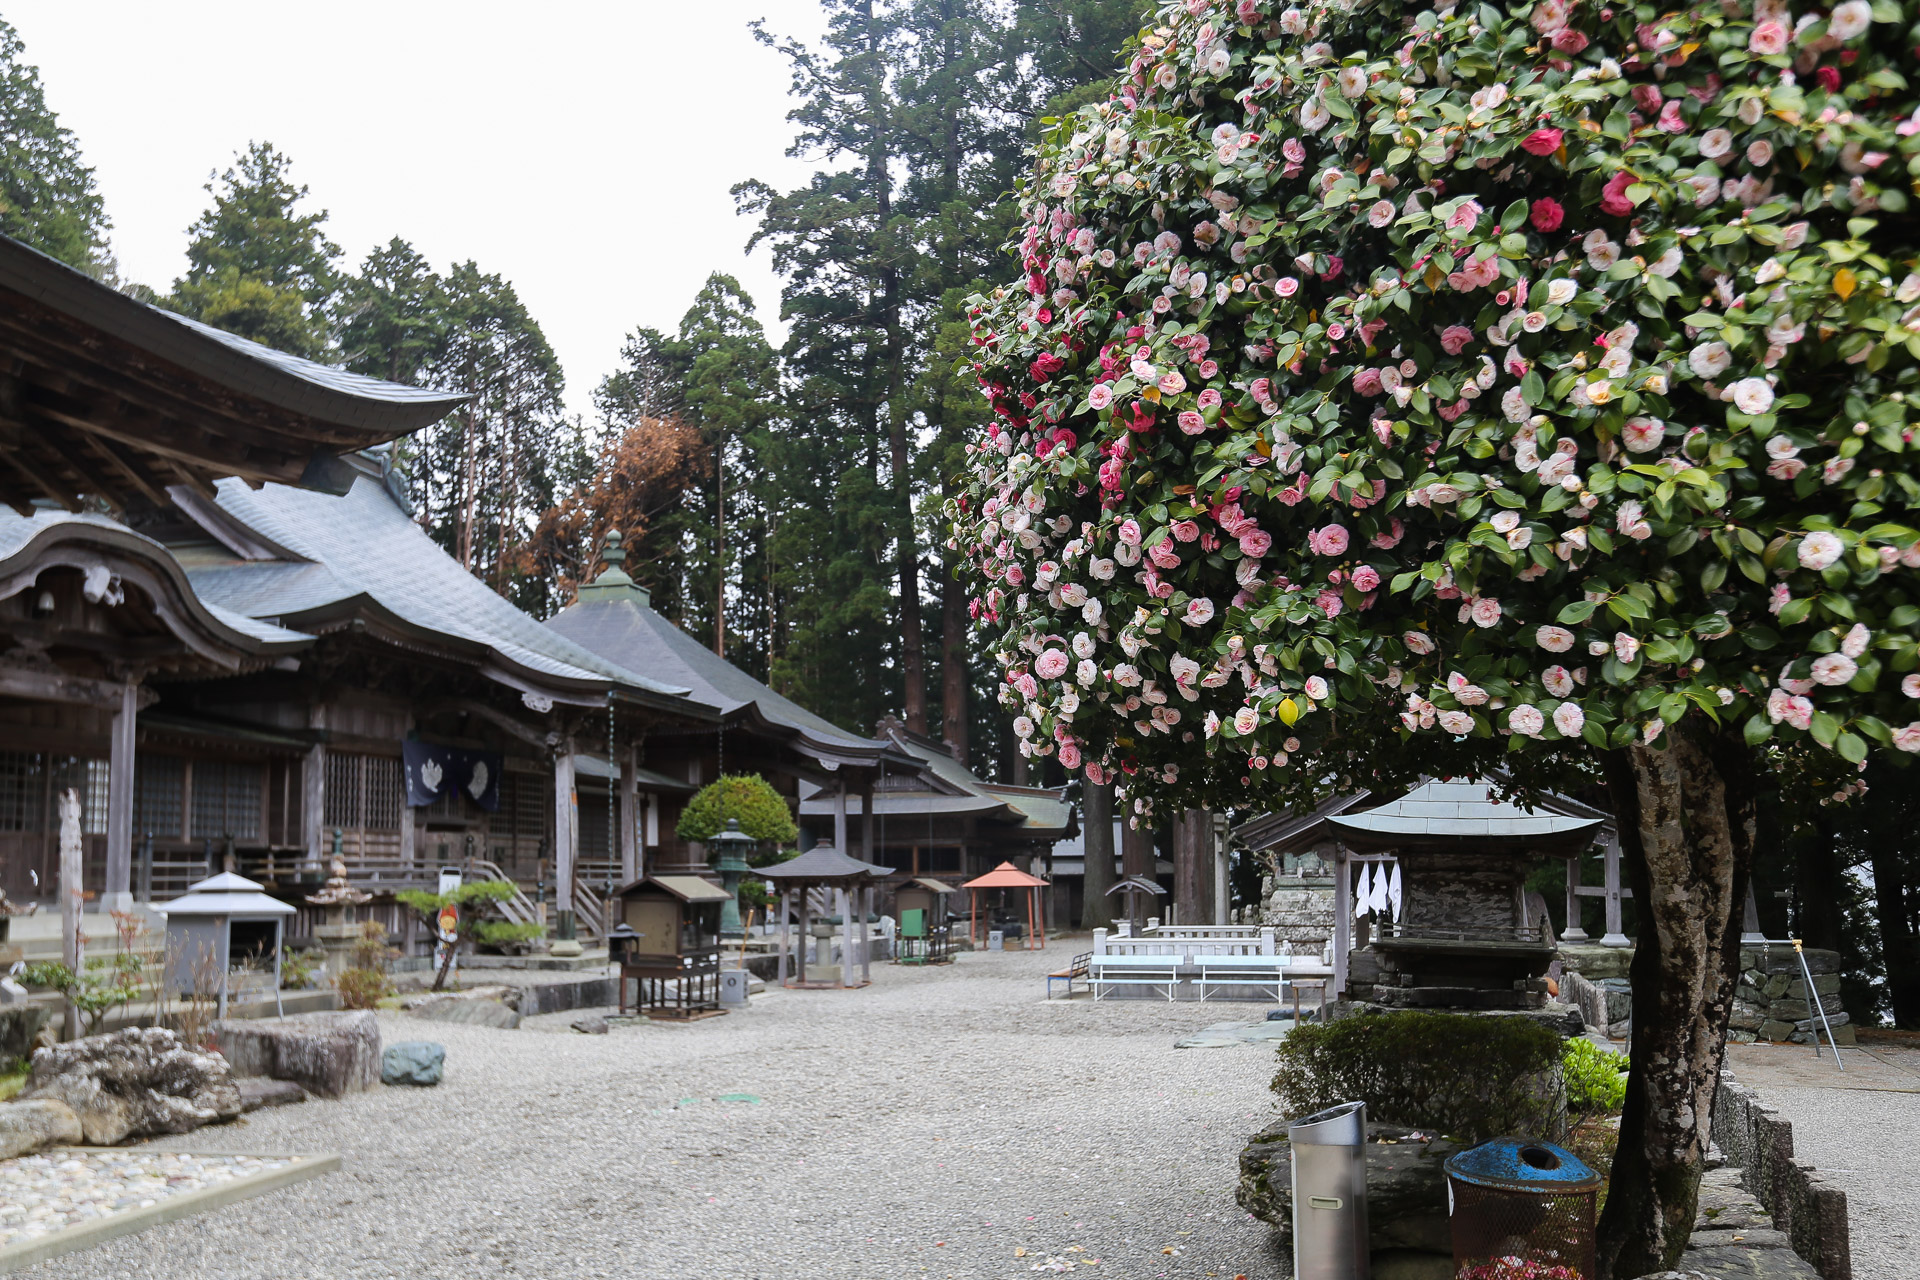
[[21, 944, 1290, 1280], [1745, 1078, 1920, 1280]]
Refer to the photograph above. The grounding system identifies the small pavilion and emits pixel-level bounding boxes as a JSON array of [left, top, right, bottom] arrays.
[[759, 844, 886, 988], [961, 861, 1049, 951], [1106, 874, 1167, 932]]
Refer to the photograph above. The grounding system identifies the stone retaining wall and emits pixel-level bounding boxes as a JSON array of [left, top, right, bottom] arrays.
[[1710, 1070, 1851, 1280], [1731, 946, 1852, 1046]]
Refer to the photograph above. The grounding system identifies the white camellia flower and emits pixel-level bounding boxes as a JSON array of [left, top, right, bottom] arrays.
[[1699, 128, 1733, 158], [1232, 706, 1259, 735], [1811, 653, 1858, 685], [1798, 531, 1845, 570], [1403, 631, 1435, 654], [1076, 659, 1098, 687], [1841, 624, 1871, 658], [1544, 665, 1575, 697], [1304, 675, 1330, 700], [1436, 709, 1475, 735], [1013, 715, 1035, 739], [1547, 279, 1578, 306], [1553, 703, 1586, 736], [1536, 626, 1575, 653], [1828, 0, 1871, 39], [1729, 377, 1775, 415], [1689, 342, 1733, 377], [1337, 66, 1368, 98], [1507, 705, 1546, 737]]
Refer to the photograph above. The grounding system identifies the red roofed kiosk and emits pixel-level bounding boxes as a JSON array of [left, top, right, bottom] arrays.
[[961, 861, 1049, 951]]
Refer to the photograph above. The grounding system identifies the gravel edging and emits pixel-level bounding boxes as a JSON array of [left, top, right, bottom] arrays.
[[17, 945, 1289, 1280]]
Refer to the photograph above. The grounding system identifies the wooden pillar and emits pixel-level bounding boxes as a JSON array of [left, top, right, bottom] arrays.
[[302, 748, 326, 866], [1333, 843, 1352, 999], [839, 886, 854, 988], [833, 780, 849, 852], [553, 746, 577, 916], [778, 888, 791, 986], [1561, 850, 1590, 943], [796, 889, 809, 984], [1173, 809, 1207, 926], [618, 743, 641, 884], [59, 787, 82, 1038], [102, 680, 138, 910], [861, 782, 875, 864], [1212, 814, 1230, 926], [1600, 828, 1630, 947], [857, 885, 872, 983]]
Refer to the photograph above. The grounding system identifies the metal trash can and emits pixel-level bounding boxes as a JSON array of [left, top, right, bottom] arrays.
[[986, 930, 1005, 951], [718, 969, 751, 1005], [1445, 1138, 1599, 1280], [1288, 1100, 1369, 1280]]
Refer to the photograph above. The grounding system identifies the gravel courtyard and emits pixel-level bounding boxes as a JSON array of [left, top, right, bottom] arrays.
[[23, 945, 1288, 1280]]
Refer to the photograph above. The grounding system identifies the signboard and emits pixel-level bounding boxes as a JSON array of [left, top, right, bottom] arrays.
[[404, 741, 502, 811]]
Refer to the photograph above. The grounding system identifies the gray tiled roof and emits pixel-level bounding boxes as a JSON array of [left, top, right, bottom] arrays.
[[183, 476, 696, 702], [1327, 780, 1603, 840], [546, 587, 882, 760]]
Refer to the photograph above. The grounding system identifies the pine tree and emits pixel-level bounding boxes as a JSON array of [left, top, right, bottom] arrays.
[[0, 19, 109, 271], [336, 238, 448, 386], [169, 142, 340, 359]]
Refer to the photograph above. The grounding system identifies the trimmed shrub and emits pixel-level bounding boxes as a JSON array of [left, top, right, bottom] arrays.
[[675, 774, 798, 846], [1273, 1011, 1566, 1143]]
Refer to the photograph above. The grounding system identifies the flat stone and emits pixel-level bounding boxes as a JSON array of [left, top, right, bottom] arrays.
[[1238, 1121, 1455, 1253], [211, 1011, 382, 1099], [0, 1097, 81, 1158], [237, 1077, 308, 1111], [1372, 1250, 1453, 1280], [548, 940, 584, 958], [409, 998, 520, 1029], [1674, 1241, 1823, 1278], [24, 1026, 241, 1145], [381, 1041, 444, 1087], [570, 1016, 610, 1035], [1758, 1019, 1796, 1042], [1690, 1228, 1792, 1251]]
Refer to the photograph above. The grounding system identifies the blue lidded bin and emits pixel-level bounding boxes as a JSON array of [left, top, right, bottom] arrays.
[[1444, 1138, 1600, 1280]]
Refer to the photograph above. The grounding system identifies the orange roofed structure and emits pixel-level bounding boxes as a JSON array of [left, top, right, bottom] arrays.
[[961, 860, 1049, 951]]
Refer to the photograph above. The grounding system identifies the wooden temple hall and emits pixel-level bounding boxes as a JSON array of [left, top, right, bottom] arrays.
[[0, 232, 942, 947]]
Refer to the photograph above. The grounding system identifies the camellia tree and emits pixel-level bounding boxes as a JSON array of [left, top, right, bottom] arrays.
[[950, 0, 1918, 1271]]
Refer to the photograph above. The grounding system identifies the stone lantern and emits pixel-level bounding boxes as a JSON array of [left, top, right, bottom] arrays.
[[708, 818, 755, 937], [306, 833, 371, 978]]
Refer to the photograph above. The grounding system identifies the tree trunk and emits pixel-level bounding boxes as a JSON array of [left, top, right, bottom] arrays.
[[1079, 779, 1116, 932], [940, 548, 969, 767], [1596, 725, 1755, 1279], [1010, 752, 1028, 786], [1173, 808, 1210, 926], [1871, 839, 1920, 1028]]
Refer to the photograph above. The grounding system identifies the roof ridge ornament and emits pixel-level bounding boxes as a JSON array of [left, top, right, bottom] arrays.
[[574, 527, 651, 606]]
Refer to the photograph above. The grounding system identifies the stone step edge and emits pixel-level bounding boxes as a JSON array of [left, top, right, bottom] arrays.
[[0, 1150, 340, 1276]]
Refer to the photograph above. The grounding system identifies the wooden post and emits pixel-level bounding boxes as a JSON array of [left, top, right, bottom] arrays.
[[1600, 828, 1630, 947], [618, 743, 641, 884], [1212, 814, 1230, 927], [778, 888, 791, 986], [1332, 843, 1352, 999], [839, 887, 854, 988], [103, 680, 138, 910], [1561, 851, 1590, 943], [833, 780, 849, 853], [797, 889, 810, 984], [302, 744, 326, 868], [59, 787, 82, 1039], [553, 747, 577, 917], [861, 782, 875, 864], [858, 885, 871, 983]]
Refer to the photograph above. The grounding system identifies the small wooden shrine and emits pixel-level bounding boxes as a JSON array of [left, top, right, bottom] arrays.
[[893, 877, 956, 965], [1324, 780, 1602, 1010], [608, 874, 732, 1019], [759, 844, 883, 989]]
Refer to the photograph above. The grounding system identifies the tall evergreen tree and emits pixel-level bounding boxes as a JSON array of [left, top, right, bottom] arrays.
[[0, 19, 109, 271], [336, 238, 448, 386], [169, 142, 340, 359]]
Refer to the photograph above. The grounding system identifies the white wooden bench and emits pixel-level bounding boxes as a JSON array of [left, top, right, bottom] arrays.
[[1194, 954, 1292, 1002], [1090, 954, 1182, 1001]]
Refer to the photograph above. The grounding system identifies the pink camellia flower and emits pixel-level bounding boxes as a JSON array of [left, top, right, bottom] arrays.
[[1371, 519, 1406, 549], [1437, 709, 1475, 735], [1315, 590, 1344, 617], [1551, 27, 1589, 53], [1783, 697, 1815, 731], [1896, 722, 1920, 752], [1035, 648, 1070, 680], [1185, 597, 1217, 626], [1240, 529, 1273, 558], [1553, 702, 1585, 736], [1441, 326, 1475, 355], [1445, 199, 1484, 231], [1149, 539, 1181, 569], [1508, 704, 1546, 737], [1088, 384, 1114, 410], [1277, 276, 1300, 297], [1904, 674, 1920, 698], [1842, 624, 1871, 658], [1622, 416, 1665, 453], [1531, 198, 1565, 232], [1310, 524, 1351, 556], [1118, 518, 1143, 546], [1353, 367, 1384, 396], [1159, 370, 1188, 395], [1811, 653, 1858, 686], [1748, 19, 1788, 54], [1598, 172, 1635, 216], [1770, 584, 1792, 615], [1469, 596, 1503, 628], [1543, 665, 1575, 697], [1171, 519, 1201, 542], [1403, 630, 1436, 655], [1178, 410, 1207, 435], [1614, 632, 1641, 663], [1304, 675, 1330, 700], [1005, 563, 1026, 586], [1352, 565, 1381, 591], [1014, 672, 1039, 699], [1521, 128, 1564, 156], [1197, 387, 1223, 409], [1232, 707, 1259, 735], [1058, 740, 1082, 770]]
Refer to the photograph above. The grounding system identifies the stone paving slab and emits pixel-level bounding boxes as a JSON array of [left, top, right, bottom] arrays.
[[1173, 1018, 1295, 1049], [0, 1149, 337, 1275]]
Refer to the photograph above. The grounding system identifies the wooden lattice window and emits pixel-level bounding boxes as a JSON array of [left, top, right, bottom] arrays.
[[134, 756, 185, 841], [324, 754, 401, 833], [0, 751, 46, 833], [189, 761, 263, 842]]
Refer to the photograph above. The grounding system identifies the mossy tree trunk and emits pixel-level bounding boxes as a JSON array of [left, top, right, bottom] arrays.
[[1596, 727, 1755, 1279], [1079, 779, 1116, 932]]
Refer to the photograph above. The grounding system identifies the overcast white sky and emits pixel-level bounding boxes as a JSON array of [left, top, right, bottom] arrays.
[[5, 1, 831, 420]]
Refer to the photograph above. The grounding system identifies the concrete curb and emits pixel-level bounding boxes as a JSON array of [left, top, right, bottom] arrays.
[[0, 1149, 340, 1275]]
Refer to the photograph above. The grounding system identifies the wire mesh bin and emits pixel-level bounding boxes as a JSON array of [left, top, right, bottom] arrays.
[[1444, 1138, 1600, 1280]]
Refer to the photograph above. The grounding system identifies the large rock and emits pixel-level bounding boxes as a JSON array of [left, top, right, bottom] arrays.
[[0, 1097, 82, 1158], [0, 1005, 49, 1062], [1238, 1120, 1457, 1254], [24, 1026, 241, 1145], [211, 1010, 382, 1099], [409, 998, 520, 1029], [381, 1041, 444, 1087]]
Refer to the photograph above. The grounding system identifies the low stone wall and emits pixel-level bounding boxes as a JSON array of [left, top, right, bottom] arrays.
[[1731, 946, 1852, 1046], [1711, 1070, 1851, 1280], [1257, 873, 1334, 949], [1562, 970, 1632, 1039]]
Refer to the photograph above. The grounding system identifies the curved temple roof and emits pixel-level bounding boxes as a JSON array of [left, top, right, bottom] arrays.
[[1325, 779, 1603, 851], [0, 233, 466, 514]]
